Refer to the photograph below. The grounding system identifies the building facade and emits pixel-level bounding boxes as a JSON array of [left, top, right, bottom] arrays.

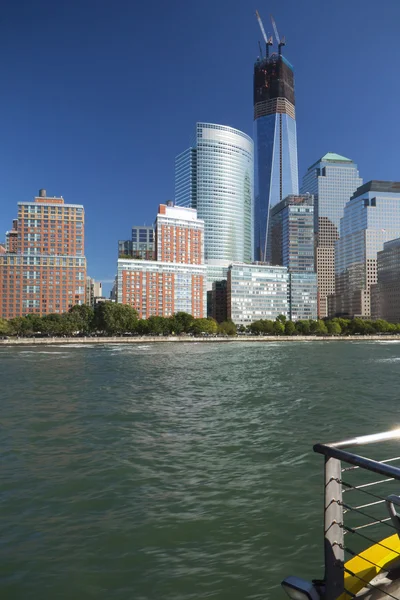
[[117, 204, 206, 319], [254, 51, 299, 262], [330, 181, 400, 318], [0, 189, 86, 318], [118, 260, 206, 319], [371, 238, 400, 322], [175, 123, 253, 267], [269, 194, 315, 272], [301, 153, 362, 318], [289, 273, 317, 321], [86, 277, 103, 307], [227, 263, 289, 325], [155, 203, 203, 264], [210, 280, 228, 323], [118, 226, 155, 260]]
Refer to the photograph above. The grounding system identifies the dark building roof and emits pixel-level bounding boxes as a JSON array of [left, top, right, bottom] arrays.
[[352, 181, 400, 199]]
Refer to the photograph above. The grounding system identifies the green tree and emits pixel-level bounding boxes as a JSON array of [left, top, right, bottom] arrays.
[[276, 314, 287, 324], [136, 319, 149, 335], [147, 316, 170, 335], [190, 317, 218, 336], [218, 320, 237, 336], [273, 320, 285, 335], [41, 313, 64, 336], [316, 319, 328, 335], [0, 318, 11, 335], [69, 304, 95, 334], [284, 320, 296, 335], [295, 320, 310, 335], [327, 320, 342, 335], [94, 302, 138, 335], [173, 312, 195, 333]]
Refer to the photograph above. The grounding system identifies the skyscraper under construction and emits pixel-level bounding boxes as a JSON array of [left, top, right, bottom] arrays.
[[253, 12, 299, 261]]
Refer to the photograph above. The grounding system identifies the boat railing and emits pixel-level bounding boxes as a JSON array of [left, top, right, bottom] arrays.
[[312, 429, 400, 600]]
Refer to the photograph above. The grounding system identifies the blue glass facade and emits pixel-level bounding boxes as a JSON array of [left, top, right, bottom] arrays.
[[301, 153, 362, 317], [253, 54, 299, 262], [331, 181, 400, 318]]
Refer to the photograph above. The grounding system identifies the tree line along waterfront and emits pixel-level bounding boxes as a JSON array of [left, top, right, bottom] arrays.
[[1, 301, 400, 338]]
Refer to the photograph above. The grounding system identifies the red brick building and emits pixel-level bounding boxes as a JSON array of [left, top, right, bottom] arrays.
[[0, 189, 86, 319], [118, 203, 206, 318]]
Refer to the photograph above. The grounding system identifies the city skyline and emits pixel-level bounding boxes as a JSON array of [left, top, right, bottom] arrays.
[[1, 1, 400, 294]]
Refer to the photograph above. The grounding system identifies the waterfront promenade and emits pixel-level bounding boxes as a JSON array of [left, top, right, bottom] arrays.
[[1, 334, 400, 345]]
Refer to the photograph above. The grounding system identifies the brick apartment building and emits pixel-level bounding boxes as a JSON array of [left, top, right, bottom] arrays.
[[117, 202, 206, 318], [0, 189, 86, 319]]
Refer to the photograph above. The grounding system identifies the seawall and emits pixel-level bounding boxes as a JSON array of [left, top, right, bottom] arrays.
[[1, 335, 400, 345]]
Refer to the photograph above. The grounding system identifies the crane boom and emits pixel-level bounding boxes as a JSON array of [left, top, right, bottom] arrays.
[[255, 10, 268, 45], [270, 14, 280, 45]]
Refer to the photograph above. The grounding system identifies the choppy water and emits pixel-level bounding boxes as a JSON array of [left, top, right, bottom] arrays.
[[2, 340, 400, 600]]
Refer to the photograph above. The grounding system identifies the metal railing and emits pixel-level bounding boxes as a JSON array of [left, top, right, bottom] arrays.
[[314, 429, 400, 600]]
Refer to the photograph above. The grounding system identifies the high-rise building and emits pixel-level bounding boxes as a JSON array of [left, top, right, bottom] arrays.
[[175, 123, 253, 270], [0, 189, 86, 318], [329, 181, 400, 318], [301, 153, 362, 318], [371, 238, 400, 322], [155, 202, 203, 264], [268, 194, 317, 321], [118, 226, 155, 260], [269, 194, 315, 272], [86, 277, 103, 307], [253, 44, 299, 262], [117, 203, 206, 318]]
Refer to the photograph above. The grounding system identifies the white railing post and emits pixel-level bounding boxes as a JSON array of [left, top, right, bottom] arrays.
[[324, 456, 344, 600]]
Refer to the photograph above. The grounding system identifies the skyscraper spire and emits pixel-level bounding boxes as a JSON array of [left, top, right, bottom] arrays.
[[253, 14, 299, 262]]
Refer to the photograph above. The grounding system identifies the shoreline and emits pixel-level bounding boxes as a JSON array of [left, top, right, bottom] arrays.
[[1, 334, 400, 345]]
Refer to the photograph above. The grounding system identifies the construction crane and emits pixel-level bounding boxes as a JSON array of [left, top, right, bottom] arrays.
[[255, 10, 273, 57], [270, 14, 286, 55]]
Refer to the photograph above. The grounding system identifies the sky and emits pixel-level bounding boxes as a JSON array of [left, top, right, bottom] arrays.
[[1, 0, 400, 295]]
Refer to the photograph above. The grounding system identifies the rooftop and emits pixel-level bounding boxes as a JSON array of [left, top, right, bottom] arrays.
[[308, 152, 354, 170], [352, 180, 400, 199]]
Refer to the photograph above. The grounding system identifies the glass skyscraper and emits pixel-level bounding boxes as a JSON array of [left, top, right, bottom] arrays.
[[175, 123, 253, 267], [330, 181, 400, 318], [301, 153, 362, 318], [268, 194, 317, 320], [254, 52, 299, 262]]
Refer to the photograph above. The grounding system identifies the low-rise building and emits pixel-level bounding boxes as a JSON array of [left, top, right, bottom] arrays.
[[227, 263, 289, 325]]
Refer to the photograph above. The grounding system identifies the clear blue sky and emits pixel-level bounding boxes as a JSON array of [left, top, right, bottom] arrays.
[[1, 0, 400, 294]]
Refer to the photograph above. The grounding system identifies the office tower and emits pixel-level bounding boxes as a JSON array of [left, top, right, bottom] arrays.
[[301, 153, 362, 318], [330, 181, 400, 318], [175, 123, 253, 271], [118, 204, 206, 318], [227, 263, 289, 325], [268, 194, 317, 320], [269, 194, 315, 272], [253, 37, 299, 262], [0, 244, 5, 255], [118, 226, 155, 260], [371, 239, 400, 322], [86, 277, 103, 307], [0, 189, 86, 318]]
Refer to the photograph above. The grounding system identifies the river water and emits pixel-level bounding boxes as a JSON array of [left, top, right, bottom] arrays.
[[2, 340, 400, 600]]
